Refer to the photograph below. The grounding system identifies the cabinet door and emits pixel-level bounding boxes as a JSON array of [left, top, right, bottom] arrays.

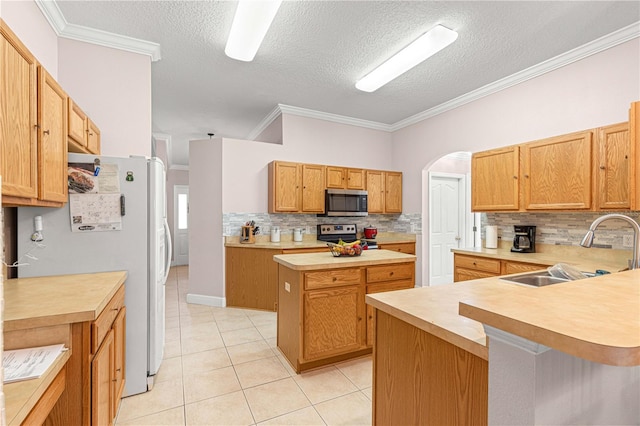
[[303, 286, 364, 361], [384, 171, 402, 213], [346, 168, 365, 190], [522, 131, 593, 210], [87, 118, 101, 154], [0, 21, 38, 200], [326, 166, 346, 189], [37, 66, 68, 203], [366, 170, 385, 213], [270, 161, 300, 212], [68, 98, 87, 147], [112, 307, 126, 415], [301, 164, 326, 212], [92, 329, 114, 426], [471, 146, 519, 211], [596, 122, 630, 209], [630, 102, 640, 210]]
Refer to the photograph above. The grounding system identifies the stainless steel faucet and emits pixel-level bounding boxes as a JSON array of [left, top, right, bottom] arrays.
[[580, 213, 640, 270]]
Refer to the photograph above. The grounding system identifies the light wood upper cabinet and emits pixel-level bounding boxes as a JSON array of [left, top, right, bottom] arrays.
[[629, 101, 639, 210], [0, 19, 38, 202], [384, 171, 402, 213], [595, 122, 630, 210], [326, 166, 365, 190], [522, 131, 593, 210], [326, 166, 346, 189], [301, 163, 326, 212], [269, 161, 326, 213], [269, 161, 300, 212], [68, 98, 101, 154], [366, 170, 385, 213], [471, 146, 519, 211], [37, 66, 68, 204]]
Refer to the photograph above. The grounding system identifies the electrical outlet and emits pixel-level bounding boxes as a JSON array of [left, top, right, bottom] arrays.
[[224, 226, 231, 236], [622, 235, 633, 248]]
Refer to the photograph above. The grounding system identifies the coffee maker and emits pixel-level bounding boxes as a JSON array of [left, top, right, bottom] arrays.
[[511, 225, 536, 253]]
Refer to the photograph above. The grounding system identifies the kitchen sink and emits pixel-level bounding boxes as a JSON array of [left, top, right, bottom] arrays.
[[501, 271, 569, 286], [501, 270, 598, 287]]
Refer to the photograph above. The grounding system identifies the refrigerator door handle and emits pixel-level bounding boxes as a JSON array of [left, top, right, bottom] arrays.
[[163, 219, 172, 284]]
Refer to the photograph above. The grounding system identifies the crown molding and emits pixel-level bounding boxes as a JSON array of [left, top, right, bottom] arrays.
[[278, 104, 393, 132], [35, 0, 161, 61], [390, 21, 640, 131], [246, 104, 283, 140]]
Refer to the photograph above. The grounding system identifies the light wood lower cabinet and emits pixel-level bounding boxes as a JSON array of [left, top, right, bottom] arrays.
[[372, 310, 487, 425], [377, 242, 415, 254], [454, 253, 548, 282], [278, 261, 414, 372], [225, 246, 329, 312], [90, 287, 126, 426]]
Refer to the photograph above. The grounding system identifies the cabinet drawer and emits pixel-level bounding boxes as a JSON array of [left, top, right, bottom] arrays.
[[92, 285, 125, 354], [454, 255, 501, 274], [454, 268, 497, 282], [366, 263, 414, 283], [502, 261, 548, 275], [367, 279, 414, 294], [305, 268, 362, 290], [378, 243, 415, 254]]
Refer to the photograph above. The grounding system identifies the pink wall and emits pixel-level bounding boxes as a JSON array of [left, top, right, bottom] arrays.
[[188, 138, 223, 303], [393, 38, 640, 214], [1, 0, 58, 78], [222, 114, 393, 213], [57, 39, 152, 158]]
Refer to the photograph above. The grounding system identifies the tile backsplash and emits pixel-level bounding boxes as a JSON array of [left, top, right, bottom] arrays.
[[483, 212, 640, 250], [223, 213, 422, 238]]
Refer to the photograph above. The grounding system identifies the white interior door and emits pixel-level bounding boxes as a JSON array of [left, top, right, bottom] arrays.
[[429, 172, 465, 285], [174, 185, 189, 266]]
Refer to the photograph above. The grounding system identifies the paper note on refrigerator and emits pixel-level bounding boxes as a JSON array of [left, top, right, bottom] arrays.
[[69, 193, 123, 232]]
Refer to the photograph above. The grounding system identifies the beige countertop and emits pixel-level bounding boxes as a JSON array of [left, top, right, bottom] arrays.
[[5, 350, 70, 425], [453, 242, 631, 273], [4, 271, 127, 331], [367, 269, 639, 367], [459, 269, 640, 367], [224, 232, 416, 249], [273, 249, 416, 271]]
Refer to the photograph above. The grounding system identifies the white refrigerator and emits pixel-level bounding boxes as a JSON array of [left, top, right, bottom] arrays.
[[17, 153, 172, 397]]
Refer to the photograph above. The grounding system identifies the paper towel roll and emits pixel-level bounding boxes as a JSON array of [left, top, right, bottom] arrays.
[[485, 226, 498, 249]]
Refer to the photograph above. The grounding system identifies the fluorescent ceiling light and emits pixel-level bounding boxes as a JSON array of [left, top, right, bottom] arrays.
[[356, 25, 458, 92], [225, 0, 282, 62]]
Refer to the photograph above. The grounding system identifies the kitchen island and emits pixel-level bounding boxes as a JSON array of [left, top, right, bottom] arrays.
[[366, 269, 640, 425], [274, 249, 416, 373]]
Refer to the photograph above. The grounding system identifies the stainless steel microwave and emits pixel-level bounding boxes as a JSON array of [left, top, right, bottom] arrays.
[[321, 189, 368, 216]]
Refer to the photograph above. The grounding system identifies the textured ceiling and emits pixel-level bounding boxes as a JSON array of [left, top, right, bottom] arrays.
[[55, 1, 640, 166]]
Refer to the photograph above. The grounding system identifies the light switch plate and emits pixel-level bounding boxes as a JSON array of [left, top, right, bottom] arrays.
[[285, 282, 291, 292]]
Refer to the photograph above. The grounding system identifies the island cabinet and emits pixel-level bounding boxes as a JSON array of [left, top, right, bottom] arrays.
[[275, 251, 415, 373], [453, 253, 548, 282]]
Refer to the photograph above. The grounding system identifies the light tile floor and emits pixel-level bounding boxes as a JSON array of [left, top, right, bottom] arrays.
[[115, 266, 373, 426]]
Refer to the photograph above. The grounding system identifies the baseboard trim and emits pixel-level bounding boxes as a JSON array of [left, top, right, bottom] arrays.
[[186, 293, 226, 307]]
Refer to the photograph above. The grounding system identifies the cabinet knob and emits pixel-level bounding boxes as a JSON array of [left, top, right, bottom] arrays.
[[43, 129, 50, 135], [513, 175, 518, 179], [332, 277, 337, 282], [390, 271, 394, 276], [116, 368, 121, 372], [599, 165, 605, 170], [473, 262, 477, 266], [524, 174, 529, 178]]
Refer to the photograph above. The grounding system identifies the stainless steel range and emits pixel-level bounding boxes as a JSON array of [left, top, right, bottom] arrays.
[[316, 224, 378, 249]]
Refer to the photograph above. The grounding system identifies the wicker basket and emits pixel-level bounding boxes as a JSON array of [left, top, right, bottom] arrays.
[[328, 244, 362, 257]]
